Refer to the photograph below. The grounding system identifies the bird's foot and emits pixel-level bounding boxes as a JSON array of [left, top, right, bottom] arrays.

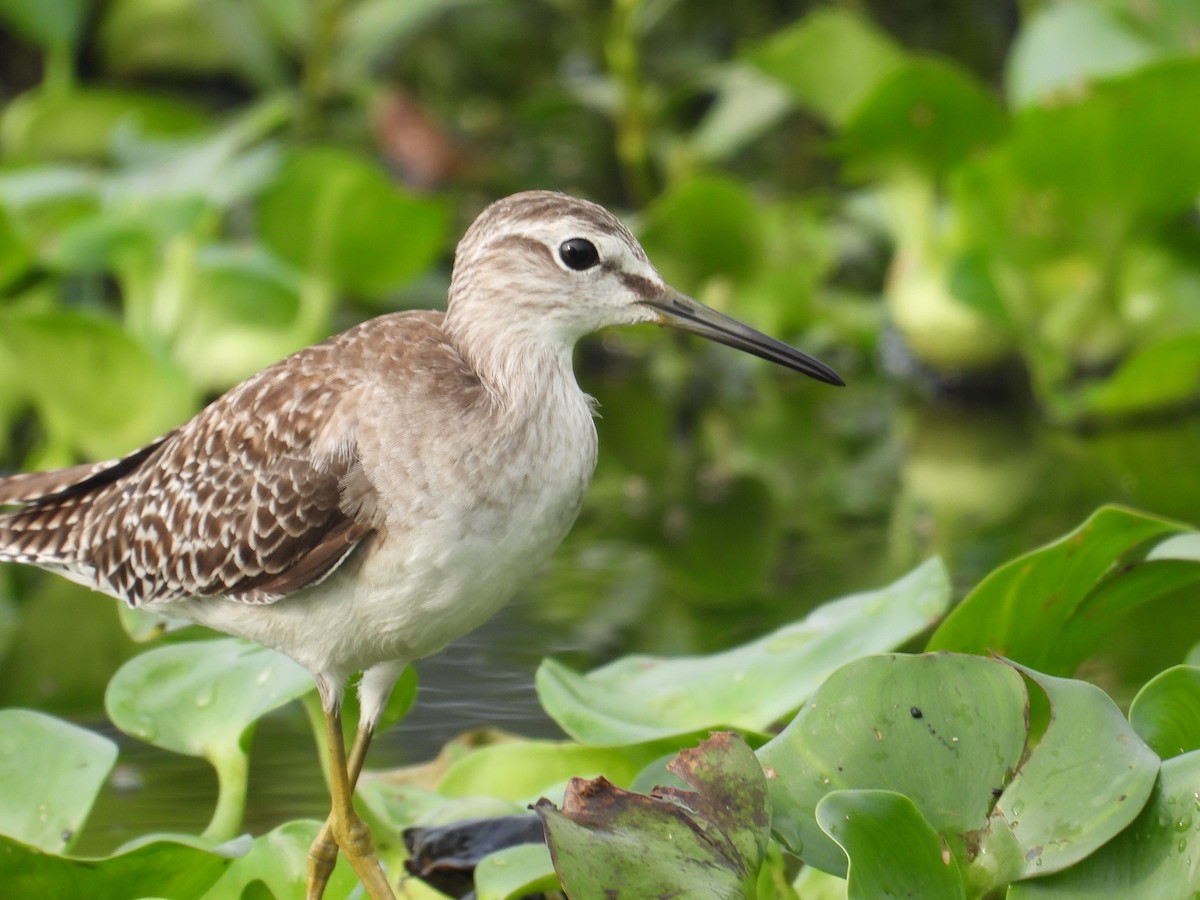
[[306, 812, 394, 900], [305, 819, 340, 900]]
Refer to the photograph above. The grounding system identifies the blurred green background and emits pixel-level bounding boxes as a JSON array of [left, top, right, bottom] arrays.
[[1, 0, 1199, 854]]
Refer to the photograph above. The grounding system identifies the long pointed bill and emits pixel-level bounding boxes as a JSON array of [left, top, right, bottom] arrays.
[[641, 287, 845, 386]]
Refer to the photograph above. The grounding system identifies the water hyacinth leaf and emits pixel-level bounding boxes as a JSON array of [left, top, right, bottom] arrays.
[[0, 307, 197, 460], [535, 733, 769, 900], [0, 0, 89, 51], [637, 175, 763, 286], [838, 59, 1007, 180], [758, 653, 1027, 877], [1007, 750, 1200, 899], [106, 638, 314, 839], [1071, 331, 1200, 420], [437, 738, 673, 802], [960, 58, 1200, 260], [927, 505, 1193, 673], [199, 820, 359, 899], [982, 664, 1159, 881], [106, 638, 313, 757], [1, 87, 210, 163], [474, 843, 558, 900], [1006, 1, 1154, 108], [257, 145, 446, 300], [170, 246, 315, 391], [744, 8, 905, 127], [1128, 665, 1200, 759], [538, 558, 950, 745], [0, 710, 117, 853], [815, 790, 965, 900], [0, 833, 231, 896]]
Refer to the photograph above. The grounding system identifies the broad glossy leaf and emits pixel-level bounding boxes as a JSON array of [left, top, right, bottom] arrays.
[[536, 733, 769, 900], [982, 664, 1159, 882], [0, 0, 89, 49], [1008, 751, 1200, 898], [106, 637, 313, 758], [1072, 332, 1200, 420], [758, 653, 1027, 876], [437, 738, 673, 801], [1129, 665, 1200, 758], [1, 87, 209, 163], [538, 558, 950, 745], [1007, 1, 1154, 108], [839, 59, 1007, 180], [257, 145, 446, 299], [171, 246, 316, 391], [927, 505, 1193, 673], [959, 58, 1200, 259], [106, 638, 314, 839], [0, 833, 231, 896], [200, 819, 359, 899], [474, 843, 558, 900], [816, 790, 964, 899], [745, 9, 905, 127], [0, 204, 30, 290], [0, 307, 197, 459], [0, 710, 117, 852], [638, 175, 763, 286]]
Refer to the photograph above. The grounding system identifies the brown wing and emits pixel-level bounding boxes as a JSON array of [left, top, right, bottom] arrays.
[[0, 333, 382, 606]]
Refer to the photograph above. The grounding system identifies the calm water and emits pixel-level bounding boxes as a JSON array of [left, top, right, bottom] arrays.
[[3, 363, 1199, 855]]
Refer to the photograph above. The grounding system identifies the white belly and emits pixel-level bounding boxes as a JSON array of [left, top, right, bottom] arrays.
[[172, 382, 598, 682]]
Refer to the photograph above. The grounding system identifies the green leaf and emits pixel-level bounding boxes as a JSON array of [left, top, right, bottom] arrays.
[[536, 733, 769, 900], [200, 819, 360, 899], [0, 0, 89, 50], [1, 87, 210, 163], [1006, 1, 1155, 108], [0, 306, 197, 460], [257, 146, 447, 299], [815, 791, 965, 900], [1073, 331, 1200, 420], [537, 558, 951, 745], [1007, 750, 1200, 898], [170, 246, 316, 391], [927, 505, 1195, 673], [0, 710, 117, 853], [105, 638, 314, 840], [983, 664, 1159, 882], [1129, 665, 1200, 759], [0, 833, 232, 897], [745, 9, 905, 127], [0, 203, 32, 290], [438, 738, 673, 802], [474, 843, 558, 900], [638, 175, 763, 286], [838, 59, 1007, 181], [958, 58, 1200, 260], [758, 653, 1027, 877]]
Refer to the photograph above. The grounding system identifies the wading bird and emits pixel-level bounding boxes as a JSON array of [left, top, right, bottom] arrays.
[[0, 192, 842, 898]]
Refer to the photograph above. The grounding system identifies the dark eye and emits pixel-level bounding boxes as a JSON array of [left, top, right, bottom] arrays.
[[559, 238, 600, 271]]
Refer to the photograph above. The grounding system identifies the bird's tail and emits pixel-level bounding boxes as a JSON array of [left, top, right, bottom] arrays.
[[0, 438, 167, 571]]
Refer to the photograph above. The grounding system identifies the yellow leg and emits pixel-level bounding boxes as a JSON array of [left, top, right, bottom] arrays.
[[306, 709, 392, 900]]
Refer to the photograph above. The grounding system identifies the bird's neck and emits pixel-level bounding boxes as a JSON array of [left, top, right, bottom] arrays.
[[443, 304, 582, 416]]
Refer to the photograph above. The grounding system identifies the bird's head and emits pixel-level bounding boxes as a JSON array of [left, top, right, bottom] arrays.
[[447, 191, 843, 386]]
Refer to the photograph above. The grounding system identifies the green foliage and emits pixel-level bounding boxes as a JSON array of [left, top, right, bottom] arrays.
[[537, 558, 950, 745], [2, 1, 1200, 897], [0, 710, 116, 853]]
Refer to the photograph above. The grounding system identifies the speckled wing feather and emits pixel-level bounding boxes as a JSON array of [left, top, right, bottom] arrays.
[[0, 325, 394, 606]]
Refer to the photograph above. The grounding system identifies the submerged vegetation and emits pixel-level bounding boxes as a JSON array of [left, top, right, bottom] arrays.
[[1, 1, 1200, 897]]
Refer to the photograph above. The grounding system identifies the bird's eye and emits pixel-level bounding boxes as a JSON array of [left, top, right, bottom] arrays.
[[559, 238, 600, 271]]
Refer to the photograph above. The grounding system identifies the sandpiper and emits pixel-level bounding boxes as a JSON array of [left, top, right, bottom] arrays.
[[0, 191, 842, 898]]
